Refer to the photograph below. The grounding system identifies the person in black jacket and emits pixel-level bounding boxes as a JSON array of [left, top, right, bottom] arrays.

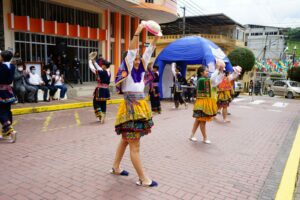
[[73, 57, 82, 84], [0, 50, 17, 142], [42, 68, 58, 100]]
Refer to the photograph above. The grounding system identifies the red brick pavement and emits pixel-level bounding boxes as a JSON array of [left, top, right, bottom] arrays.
[[0, 96, 299, 200]]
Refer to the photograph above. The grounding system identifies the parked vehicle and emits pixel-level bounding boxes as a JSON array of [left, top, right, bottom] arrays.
[[234, 81, 244, 97], [254, 81, 262, 95], [268, 80, 300, 99]]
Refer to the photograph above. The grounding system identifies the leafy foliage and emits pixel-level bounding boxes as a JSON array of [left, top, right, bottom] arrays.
[[228, 47, 255, 73]]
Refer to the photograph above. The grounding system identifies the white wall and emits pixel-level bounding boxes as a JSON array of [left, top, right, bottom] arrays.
[[246, 26, 286, 60]]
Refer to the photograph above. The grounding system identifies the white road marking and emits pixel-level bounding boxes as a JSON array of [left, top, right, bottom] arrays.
[[267, 109, 282, 113], [249, 100, 265, 105], [237, 105, 252, 109], [232, 98, 246, 102], [272, 102, 289, 108]]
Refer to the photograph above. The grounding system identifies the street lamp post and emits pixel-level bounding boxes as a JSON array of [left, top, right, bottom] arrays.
[[292, 46, 297, 65]]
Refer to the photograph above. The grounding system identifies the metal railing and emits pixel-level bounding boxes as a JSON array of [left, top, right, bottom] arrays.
[[148, 33, 240, 44]]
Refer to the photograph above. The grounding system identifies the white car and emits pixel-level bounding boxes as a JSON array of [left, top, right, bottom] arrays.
[[234, 81, 244, 97], [268, 80, 300, 99]]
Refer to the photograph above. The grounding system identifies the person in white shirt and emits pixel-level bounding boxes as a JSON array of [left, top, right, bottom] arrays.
[[27, 66, 49, 102], [111, 22, 160, 187], [52, 69, 67, 99], [171, 63, 187, 109]]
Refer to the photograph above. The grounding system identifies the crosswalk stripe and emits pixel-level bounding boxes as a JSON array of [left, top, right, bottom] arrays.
[[268, 109, 282, 112], [237, 105, 252, 109], [272, 102, 289, 108], [250, 100, 265, 105], [232, 98, 246, 102]]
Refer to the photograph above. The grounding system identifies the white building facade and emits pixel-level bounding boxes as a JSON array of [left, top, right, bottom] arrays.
[[245, 24, 288, 60]]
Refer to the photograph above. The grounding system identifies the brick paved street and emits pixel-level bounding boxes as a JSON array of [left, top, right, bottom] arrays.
[[0, 95, 300, 200]]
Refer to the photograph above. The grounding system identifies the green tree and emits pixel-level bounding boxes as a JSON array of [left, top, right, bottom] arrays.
[[288, 28, 300, 40], [228, 47, 255, 74]]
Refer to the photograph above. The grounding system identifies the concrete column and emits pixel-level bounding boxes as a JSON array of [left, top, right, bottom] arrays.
[[0, 0, 4, 50], [3, 0, 14, 51]]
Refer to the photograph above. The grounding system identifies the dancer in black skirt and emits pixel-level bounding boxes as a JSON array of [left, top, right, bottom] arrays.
[[149, 65, 161, 114], [89, 52, 111, 123]]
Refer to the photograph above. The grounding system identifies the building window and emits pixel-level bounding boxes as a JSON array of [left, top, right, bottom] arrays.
[[145, 0, 154, 3], [15, 32, 99, 82], [110, 42, 115, 64], [130, 17, 135, 39], [121, 15, 125, 39], [110, 12, 115, 38], [12, 0, 99, 28], [121, 43, 125, 60]]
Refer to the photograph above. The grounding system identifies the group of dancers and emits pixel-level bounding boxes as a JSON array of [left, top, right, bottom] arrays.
[[86, 22, 241, 187], [0, 20, 241, 186]]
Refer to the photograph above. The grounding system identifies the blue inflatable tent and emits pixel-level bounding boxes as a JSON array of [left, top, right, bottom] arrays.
[[154, 36, 233, 98]]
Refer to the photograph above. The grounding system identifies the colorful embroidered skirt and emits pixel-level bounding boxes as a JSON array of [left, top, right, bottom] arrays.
[[94, 87, 110, 101], [217, 90, 232, 108], [193, 98, 218, 122], [115, 93, 153, 140], [0, 90, 16, 104]]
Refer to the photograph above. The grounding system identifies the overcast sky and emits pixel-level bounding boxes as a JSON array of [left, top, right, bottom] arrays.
[[177, 0, 300, 28]]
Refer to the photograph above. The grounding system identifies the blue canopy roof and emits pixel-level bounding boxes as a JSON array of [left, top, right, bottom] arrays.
[[153, 36, 233, 98], [154, 36, 233, 71]]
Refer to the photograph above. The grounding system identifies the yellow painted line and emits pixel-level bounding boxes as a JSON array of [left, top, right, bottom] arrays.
[[12, 120, 18, 126], [11, 96, 150, 116], [275, 124, 300, 200], [74, 111, 81, 126], [47, 126, 68, 132], [42, 112, 54, 132]]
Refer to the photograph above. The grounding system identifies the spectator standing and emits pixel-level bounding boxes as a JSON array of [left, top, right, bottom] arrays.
[[249, 80, 253, 96], [191, 74, 197, 86], [12, 52, 22, 66], [42, 68, 57, 100], [61, 52, 68, 79], [47, 54, 57, 74], [53, 69, 68, 99], [171, 63, 187, 109], [185, 78, 195, 102], [73, 57, 82, 84], [27, 66, 49, 102]]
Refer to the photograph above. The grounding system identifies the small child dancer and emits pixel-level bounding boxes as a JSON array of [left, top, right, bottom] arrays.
[[189, 62, 224, 144], [217, 67, 241, 122], [88, 53, 111, 123]]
